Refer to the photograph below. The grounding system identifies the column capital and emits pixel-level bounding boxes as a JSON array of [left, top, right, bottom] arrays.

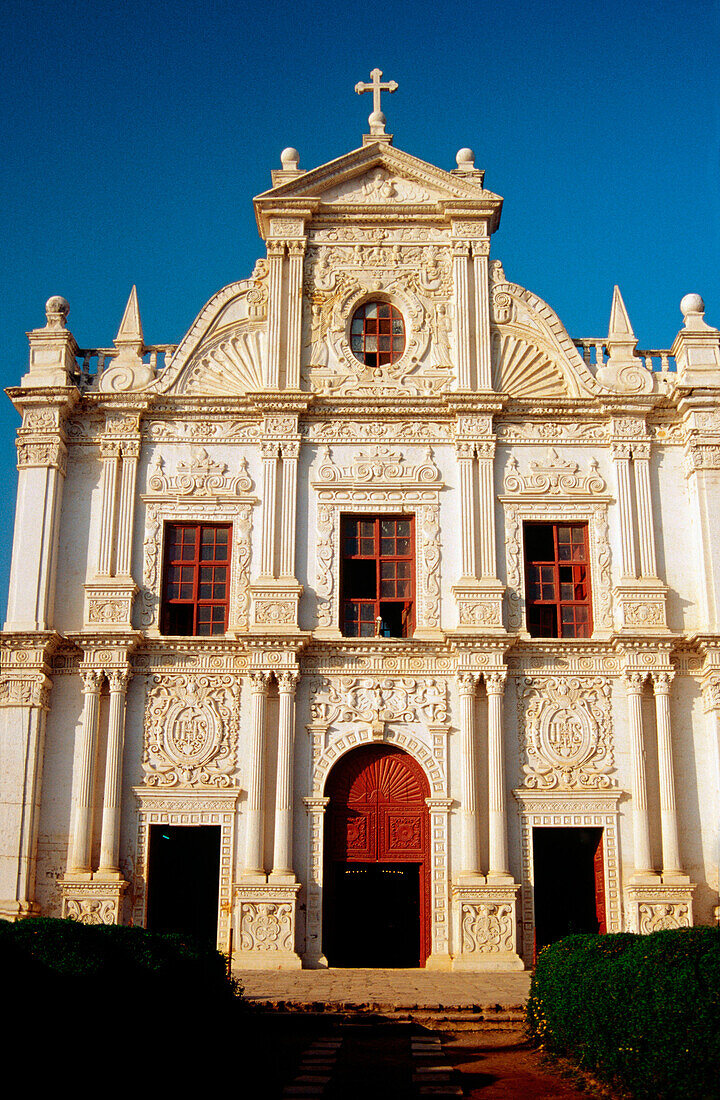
[[452, 240, 471, 259], [261, 440, 281, 460], [287, 239, 307, 257], [625, 671, 646, 694], [457, 672, 478, 694], [277, 670, 300, 692], [81, 669, 104, 694], [281, 439, 301, 460], [485, 670, 507, 694], [651, 670, 675, 694], [250, 671, 272, 692], [611, 442, 633, 460], [471, 239, 491, 258], [455, 441, 475, 461], [108, 667, 132, 693], [266, 239, 285, 258]]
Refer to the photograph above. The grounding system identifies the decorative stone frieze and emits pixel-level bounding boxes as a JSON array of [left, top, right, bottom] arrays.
[[624, 884, 695, 933], [61, 880, 127, 925], [451, 884, 523, 970], [232, 883, 302, 969]]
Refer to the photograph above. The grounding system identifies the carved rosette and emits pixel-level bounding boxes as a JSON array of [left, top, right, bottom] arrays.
[[518, 676, 615, 790], [142, 674, 240, 787]]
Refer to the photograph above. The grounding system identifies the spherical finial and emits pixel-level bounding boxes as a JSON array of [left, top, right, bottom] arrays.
[[681, 292, 705, 317], [368, 109, 387, 135], [45, 295, 69, 329], [280, 147, 300, 169], [456, 147, 475, 169]]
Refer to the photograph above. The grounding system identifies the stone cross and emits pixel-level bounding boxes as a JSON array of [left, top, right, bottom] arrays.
[[355, 68, 398, 135]]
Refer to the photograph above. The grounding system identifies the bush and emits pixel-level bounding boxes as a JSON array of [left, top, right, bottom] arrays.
[[527, 928, 720, 1099], [0, 917, 241, 1014]]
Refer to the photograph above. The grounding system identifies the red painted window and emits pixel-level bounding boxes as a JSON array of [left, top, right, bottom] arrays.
[[161, 523, 231, 636], [341, 515, 414, 638], [523, 522, 592, 638], [350, 302, 405, 368]]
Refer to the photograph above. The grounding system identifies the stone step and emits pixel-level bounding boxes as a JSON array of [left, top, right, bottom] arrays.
[[246, 1002, 526, 1028]]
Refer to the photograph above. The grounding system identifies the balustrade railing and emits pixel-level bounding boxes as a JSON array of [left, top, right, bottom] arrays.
[[73, 345, 176, 389], [573, 339, 676, 391]]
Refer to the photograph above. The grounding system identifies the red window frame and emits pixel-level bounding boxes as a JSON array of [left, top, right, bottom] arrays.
[[161, 523, 232, 636], [523, 522, 592, 639], [341, 515, 415, 638], [350, 301, 405, 369]]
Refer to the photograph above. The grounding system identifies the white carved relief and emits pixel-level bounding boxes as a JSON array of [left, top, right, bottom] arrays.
[[238, 902, 294, 951], [315, 503, 335, 629], [303, 419, 453, 444], [461, 903, 515, 953], [309, 226, 447, 244], [142, 675, 240, 787], [0, 674, 51, 709], [496, 421, 608, 444], [504, 450, 606, 495], [320, 168, 437, 204], [182, 329, 266, 396], [147, 448, 253, 496], [310, 675, 448, 727], [313, 444, 441, 488], [421, 503, 441, 630], [65, 897, 118, 925], [144, 419, 263, 443], [518, 676, 615, 789], [638, 902, 690, 934]]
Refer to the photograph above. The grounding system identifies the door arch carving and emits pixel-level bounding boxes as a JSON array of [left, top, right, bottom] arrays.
[[323, 745, 430, 966]]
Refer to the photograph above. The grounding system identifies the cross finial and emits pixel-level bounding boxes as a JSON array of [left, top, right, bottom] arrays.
[[355, 68, 398, 137]]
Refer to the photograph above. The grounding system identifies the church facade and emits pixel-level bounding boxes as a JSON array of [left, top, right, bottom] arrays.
[[2, 78, 720, 970]]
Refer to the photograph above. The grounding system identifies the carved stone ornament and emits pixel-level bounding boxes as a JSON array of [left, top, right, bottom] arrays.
[[639, 902, 691, 934], [61, 880, 127, 925], [461, 902, 514, 953], [147, 447, 253, 496], [65, 897, 118, 925], [302, 418, 453, 444], [0, 673, 51, 709], [310, 675, 448, 728], [313, 444, 441, 488], [142, 675, 240, 787], [504, 449, 607, 496], [238, 902, 294, 951], [518, 676, 615, 789]]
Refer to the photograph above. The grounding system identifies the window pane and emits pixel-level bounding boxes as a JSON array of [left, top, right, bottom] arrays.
[[396, 538, 410, 555], [365, 303, 377, 319], [380, 538, 394, 555]]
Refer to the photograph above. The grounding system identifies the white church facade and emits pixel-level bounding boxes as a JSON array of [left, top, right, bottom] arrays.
[[2, 74, 720, 970]]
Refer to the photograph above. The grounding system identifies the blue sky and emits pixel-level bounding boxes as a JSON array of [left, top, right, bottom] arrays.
[[0, 0, 718, 612]]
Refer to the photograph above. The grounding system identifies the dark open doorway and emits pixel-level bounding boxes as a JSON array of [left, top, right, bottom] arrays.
[[533, 827, 606, 956], [328, 862, 421, 967], [146, 824, 221, 946]]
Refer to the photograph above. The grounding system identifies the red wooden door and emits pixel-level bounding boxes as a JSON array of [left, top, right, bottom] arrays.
[[325, 746, 431, 965], [593, 832, 607, 934]]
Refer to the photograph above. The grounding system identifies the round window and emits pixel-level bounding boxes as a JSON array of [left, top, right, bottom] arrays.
[[350, 301, 405, 368]]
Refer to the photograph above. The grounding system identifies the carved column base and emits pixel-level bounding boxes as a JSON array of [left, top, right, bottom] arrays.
[[451, 884, 524, 971], [84, 579, 138, 631], [624, 883, 695, 933], [452, 581, 506, 634], [232, 883, 302, 969], [61, 877, 128, 924], [614, 580, 670, 633], [249, 582, 302, 634]]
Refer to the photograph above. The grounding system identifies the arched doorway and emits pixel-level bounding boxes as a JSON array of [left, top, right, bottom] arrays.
[[323, 745, 430, 967]]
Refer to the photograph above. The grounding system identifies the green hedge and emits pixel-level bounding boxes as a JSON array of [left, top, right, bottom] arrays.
[[527, 928, 720, 1099], [0, 917, 241, 1011]]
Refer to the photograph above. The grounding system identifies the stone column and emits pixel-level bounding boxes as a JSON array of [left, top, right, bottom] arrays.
[[114, 442, 140, 577], [613, 445, 637, 578], [6, 412, 69, 631], [69, 670, 104, 875], [279, 440, 300, 579], [265, 239, 285, 389], [244, 673, 270, 878], [453, 242, 472, 389], [457, 673, 482, 878], [97, 440, 120, 576], [477, 440, 496, 578], [271, 671, 299, 880], [486, 671, 510, 879], [98, 668, 131, 876], [633, 444, 658, 578], [626, 673, 653, 878], [260, 441, 279, 578], [285, 240, 306, 390], [472, 240, 492, 390], [457, 443, 477, 578], [651, 671, 682, 877]]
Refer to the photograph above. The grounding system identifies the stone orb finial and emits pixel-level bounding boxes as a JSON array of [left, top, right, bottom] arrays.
[[280, 147, 300, 169], [456, 147, 476, 169], [680, 292, 705, 317], [45, 295, 69, 329]]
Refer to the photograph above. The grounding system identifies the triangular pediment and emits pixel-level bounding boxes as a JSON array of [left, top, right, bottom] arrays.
[[254, 142, 502, 209]]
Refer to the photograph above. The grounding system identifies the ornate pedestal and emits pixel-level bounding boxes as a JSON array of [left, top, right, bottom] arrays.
[[61, 877, 128, 925], [452, 580, 505, 633], [83, 580, 137, 630], [624, 883, 695, 933], [250, 582, 302, 633], [451, 883, 524, 970], [614, 580, 670, 633], [232, 883, 302, 969]]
